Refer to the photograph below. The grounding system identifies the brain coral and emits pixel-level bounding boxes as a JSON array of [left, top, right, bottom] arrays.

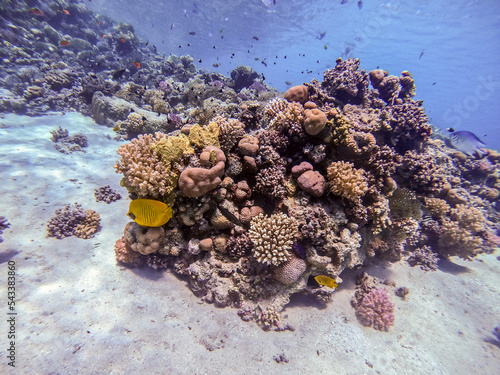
[[273, 254, 307, 286], [326, 161, 368, 202], [303, 108, 327, 136], [249, 213, 298, 266]]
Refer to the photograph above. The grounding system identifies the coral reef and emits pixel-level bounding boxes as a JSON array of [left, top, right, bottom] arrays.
[[407, 245, 439, 271], [47, 203, 101, 239], [327, 161, 368, 202]]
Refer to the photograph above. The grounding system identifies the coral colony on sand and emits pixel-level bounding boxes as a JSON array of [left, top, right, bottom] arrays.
[[1, 1, 499, 331]]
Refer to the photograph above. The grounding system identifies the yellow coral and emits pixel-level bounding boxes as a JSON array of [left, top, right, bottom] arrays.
[[74, 209, 101, 239], [151, 133, 194, 169], [125, 112, 144, 132], [326, 161, 368, 202], [450, 204, 485, 233], [188, 122, 220, 149]]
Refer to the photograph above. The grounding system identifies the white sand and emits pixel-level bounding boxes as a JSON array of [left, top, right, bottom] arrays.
[[0, 112, 499, 374]]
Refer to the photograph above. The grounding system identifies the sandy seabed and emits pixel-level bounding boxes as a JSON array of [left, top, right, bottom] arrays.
[[0, 112, 499, 375]]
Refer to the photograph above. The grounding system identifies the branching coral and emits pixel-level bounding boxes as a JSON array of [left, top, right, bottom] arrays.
[[115, 132, 173, 199], [249, 213, 298, 266], [322, 58, 369, 105], [355, 288, 395, 331], [326, 161, 368, 202], [407, 245, 439, 271], [264, 97, 304, 134], [214, 114, 245, 152], [94, 185, 122, 204], [47, 203, 100, 239]]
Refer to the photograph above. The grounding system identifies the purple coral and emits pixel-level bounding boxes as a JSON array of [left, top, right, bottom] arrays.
[[94, 185, 122, 204], [355, 288, 395, 331], [407, 245, 439, 272]]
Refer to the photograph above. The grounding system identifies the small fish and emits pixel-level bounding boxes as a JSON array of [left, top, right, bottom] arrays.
[[314, 275, 338, 289], [449, 130, 487, 156], [341, 0, 348, 4], [60, 40, 70, 46], [152, 45, 157, 53], [170, 24, 174, 30], [120, 38, 126, 43], [112, 68, 126, 80], [145, 40, 149, 46], [357, 1, 363, 9], [285, 81, 292, 85], [29, 8, 44, 16], [63, 9, 70, 15], [198, 59, 202, 63], [419, 49, 425, 59], [189, 31, 196, 35], [127, 199, 173, 227], [318, 32, 326, 40], [253, 36, 259, 41], [132, 61, 141, 68], [323, 44, 328, 50], [261, 61, 267, 67], [212, 63, 220, 68]]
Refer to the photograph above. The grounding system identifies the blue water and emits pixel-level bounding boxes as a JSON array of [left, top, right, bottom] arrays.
[[87, 0, 500, 149]]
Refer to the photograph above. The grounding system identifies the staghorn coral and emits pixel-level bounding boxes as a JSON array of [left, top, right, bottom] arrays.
[[47, 203, 100, 239], [249, 213, 299, 266], [355, 288, 395, 331], [326, 161, 368, 202], [115, 132, 174, 199]]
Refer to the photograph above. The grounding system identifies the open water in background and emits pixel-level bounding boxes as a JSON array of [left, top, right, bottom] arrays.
[[86, 0, 500, 149]]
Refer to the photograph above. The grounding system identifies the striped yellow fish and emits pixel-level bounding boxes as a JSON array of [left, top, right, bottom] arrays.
[[127, 199, 172, 227], [314, 275, 338, 289]]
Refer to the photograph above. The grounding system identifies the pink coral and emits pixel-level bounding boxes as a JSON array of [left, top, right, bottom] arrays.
[[355, 288, 395, 331]]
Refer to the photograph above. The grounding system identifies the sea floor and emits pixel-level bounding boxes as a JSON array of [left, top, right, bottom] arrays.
[[0, 112, 499, 374]]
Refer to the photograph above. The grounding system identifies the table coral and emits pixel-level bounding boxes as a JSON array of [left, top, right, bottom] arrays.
[[249, 213, 298, 266]]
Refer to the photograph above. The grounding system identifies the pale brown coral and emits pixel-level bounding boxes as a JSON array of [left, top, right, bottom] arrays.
[[178, 146, 226, 197], [115, 132, 171, 198], [425, 197, 450, 218], [326, 161, 368, 202], [74, 209, 101, 239], [124, 222, 165, 255], [438, 218, 483, 260], [303, 108, 327, 135], [264, 98, 304, 133], [124, 112, 144, 132], [214, 114, 246, 152], [284, 85, 309, 104], [272, 254, 307, 286], [114, 237, 143, 266], [249, 213, 298, 266]]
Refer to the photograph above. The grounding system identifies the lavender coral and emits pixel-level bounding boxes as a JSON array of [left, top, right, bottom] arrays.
[[355, 288, 395, 331]]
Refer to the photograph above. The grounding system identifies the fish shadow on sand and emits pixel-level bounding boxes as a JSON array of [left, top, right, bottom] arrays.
[[0, 249, 19, 264], [437, 258, 472, 275]]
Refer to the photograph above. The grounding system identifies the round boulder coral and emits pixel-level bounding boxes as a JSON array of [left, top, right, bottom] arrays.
[[273, 255, 307, 286], [284, 85, 309, 104], [303, 108, 327, 135], [249, 213, 298, 266]]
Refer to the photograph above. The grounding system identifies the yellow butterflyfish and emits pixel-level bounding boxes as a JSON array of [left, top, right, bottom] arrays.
[[314, 275, 338, 289], [127, 199, 172, 227]]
